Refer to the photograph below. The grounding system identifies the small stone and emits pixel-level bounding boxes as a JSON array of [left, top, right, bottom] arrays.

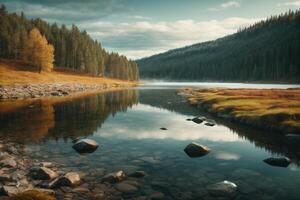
[[149, 192, 165, 200], [204, 119, 216, 127], [72, 187, 90, 193], [115, 183, 138, 194], [264, 157, 291, 167], [192, 117, 204, 124], [0, 158, 17, 168], [50, 172, 80, 188], [29, 166, 58, 180], [129, 171, 146, 178], [0, 185, 18, 196], [0, 174, 12, 182], [101, 171, 125, 183], [72, 139, 99, 153], [184, 142, 210, 157]]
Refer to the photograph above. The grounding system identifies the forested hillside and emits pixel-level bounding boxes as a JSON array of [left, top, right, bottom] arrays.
[[0, 5, 139, 81], [138, 10, 300, 82]]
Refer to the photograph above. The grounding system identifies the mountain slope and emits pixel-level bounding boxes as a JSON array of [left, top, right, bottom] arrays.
[[137, 10, 300, 82]]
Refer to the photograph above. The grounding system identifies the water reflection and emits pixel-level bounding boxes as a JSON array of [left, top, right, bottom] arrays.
[[1, 86, 300, 199], [0, 89, 138, 142], [98, 104, 241, 142]]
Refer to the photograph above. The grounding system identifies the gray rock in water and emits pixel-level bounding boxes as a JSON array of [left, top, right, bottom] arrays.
[[184, 142, 210, 157], [205, 119, 216, 127], [50, 172, 80, 188], [129, 171, 146, 178], [264, 157, 291, 167], [0, 185, 19, 196], [207, 180, 237, 196], [72, 139, 99, 153], [115, 182, 138, 194], [101, 171, 125, 183], [192, 117, 204, 124], [29, 166, 58, 180]]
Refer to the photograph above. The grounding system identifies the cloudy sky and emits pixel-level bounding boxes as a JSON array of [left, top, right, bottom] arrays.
[[1, 0, 300, 59]]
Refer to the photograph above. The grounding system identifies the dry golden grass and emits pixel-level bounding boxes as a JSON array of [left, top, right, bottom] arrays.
[[179, 88, 300, 132], [0, 59, 137, 86]]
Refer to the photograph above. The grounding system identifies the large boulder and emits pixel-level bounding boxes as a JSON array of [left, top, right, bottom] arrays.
[[72, 139, 99, 153], [50, 172, 80, 188], [206, 180, 237, 196], [184, 142, 210, 157], [101, 171, 126, 183], [29, 166, 58, 180], [264, 157, 291, 167]]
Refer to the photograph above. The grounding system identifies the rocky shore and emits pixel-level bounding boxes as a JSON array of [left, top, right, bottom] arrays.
[[0, 141, 153, 200], [0, 83, 132, 100]]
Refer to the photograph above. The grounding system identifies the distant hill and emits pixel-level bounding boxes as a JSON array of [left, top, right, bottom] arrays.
[[137, 10, 300, 82]]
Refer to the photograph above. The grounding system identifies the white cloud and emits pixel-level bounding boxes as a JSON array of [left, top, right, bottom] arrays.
[[278, 0, 300, 7], [128, 15, 151, 20], [208, 1, 240, 12], [80, 17, 261, 59], [221, 1, 241, 8]]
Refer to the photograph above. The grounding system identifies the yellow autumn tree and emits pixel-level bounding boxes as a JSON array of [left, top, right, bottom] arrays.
[[23, 28, 54, 73]]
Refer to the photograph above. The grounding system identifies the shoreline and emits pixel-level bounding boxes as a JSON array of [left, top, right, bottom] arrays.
[[0, 83, 137, 101], [177, 88, 300, 134], [0, 139, 147, 199]]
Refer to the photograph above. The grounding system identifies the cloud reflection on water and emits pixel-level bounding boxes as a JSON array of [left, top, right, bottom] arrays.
[[96, 104, 242, 142]]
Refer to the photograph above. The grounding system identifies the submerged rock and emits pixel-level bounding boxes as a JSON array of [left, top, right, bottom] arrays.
[[101, 171, 126, 183], [115, 182, 138, 194], [184, 142, 210, 157], [29, 166, 58, 180], [72, 139, 99, 153], [50, 172, 80, 188], [206, 180, 237, 196], [264, 157, 291, 167], [129, 171, 146, 178], [160, 127, 167, 130], [149, 192, 165, 200]]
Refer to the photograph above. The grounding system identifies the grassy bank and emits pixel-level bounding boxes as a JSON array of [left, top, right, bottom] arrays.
[[0, 59, 137, 86], [177, 88, 300, 133]]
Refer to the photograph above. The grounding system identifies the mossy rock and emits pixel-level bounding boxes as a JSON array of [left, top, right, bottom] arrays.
[[8, 190, 56, 200]]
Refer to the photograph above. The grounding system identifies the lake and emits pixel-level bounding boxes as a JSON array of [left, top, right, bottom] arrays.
[[1, 82, 300, 200]]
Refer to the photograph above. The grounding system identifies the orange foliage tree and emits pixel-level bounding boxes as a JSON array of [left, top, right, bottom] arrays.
[[23, 28, 54, 72]]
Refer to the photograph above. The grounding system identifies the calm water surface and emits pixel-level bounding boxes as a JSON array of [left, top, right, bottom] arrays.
[[1, 82, 300, 200]]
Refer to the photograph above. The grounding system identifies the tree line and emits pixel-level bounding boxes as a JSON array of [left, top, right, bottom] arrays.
[[137, 10, 300, 82], [0, 4, 139, 81]]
